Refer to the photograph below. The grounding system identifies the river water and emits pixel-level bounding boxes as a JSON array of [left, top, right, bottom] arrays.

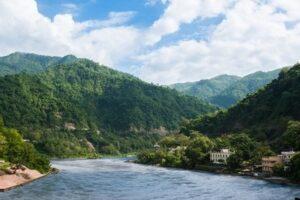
[[0, 158, 299, 200]]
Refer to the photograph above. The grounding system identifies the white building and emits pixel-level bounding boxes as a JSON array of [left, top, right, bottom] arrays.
[[210, 149, 232, 164], [279, 151, 296, 163]]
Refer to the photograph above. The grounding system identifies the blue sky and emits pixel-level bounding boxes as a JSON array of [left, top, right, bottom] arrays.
[[37, 0, 165, 27], [1, 0, 300, 84]]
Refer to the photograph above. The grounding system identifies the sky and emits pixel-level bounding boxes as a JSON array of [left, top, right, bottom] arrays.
[[0, 0, 300, 84]]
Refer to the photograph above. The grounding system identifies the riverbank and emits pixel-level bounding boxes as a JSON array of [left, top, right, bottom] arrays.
[[134, 160, 300, 187], [0, 167, 52, 192]]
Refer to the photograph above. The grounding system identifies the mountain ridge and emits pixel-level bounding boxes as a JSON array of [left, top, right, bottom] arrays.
[[181, 64, 300, 149], [0, 53, 216, 157], [169, 68, 282, 108]]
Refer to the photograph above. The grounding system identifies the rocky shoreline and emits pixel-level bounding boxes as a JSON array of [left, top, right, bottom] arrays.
[[0, 167, 58, 192]]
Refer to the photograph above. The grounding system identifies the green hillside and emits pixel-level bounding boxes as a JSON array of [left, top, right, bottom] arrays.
[[210, 69, 282, 107], [181, 64, 300, 150], [0, 52, 78, 76], [0, 55, 216, 157], [170, 69, 281, 108], [169, 75, 240, 101]]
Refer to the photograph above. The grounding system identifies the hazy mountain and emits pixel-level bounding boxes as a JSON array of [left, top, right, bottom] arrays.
[[170, 69, 282, 108], [181, 64, 300, 148]]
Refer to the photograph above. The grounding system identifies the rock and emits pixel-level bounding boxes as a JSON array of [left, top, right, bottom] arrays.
[[5, 169, 15, 175], [0, 170, 6, 176]]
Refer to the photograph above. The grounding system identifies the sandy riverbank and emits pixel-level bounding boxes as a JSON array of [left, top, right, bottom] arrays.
[[0, 167, 48, 192]]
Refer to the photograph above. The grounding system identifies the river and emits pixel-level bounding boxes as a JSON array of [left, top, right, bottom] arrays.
[[0, 158, 299, 200]]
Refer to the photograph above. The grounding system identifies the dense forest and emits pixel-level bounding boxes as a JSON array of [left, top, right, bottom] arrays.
[[0, 117, 50, 173], [169, 69, 281, 108], [0, 52, 78, 76], [0, 53, 216, 157], [180, 64, 300, 150]]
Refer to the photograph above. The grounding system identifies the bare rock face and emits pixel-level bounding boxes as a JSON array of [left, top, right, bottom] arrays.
[[64, 123, 76, 131], [0, 170, 6, 176], [85, 140, 96, 152], [5, 169, 15, 175]]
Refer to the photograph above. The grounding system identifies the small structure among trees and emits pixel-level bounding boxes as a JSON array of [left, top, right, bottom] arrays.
[[210, 149, 232, 164]]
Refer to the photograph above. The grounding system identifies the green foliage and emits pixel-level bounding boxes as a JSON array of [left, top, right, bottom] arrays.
[[227, 153, 243, 170], [169, 75, 240, 102], [137, 133, 214, 169], [0, 52, 78, 76], [184, 133, 213, 167], [100, 145, 120, 155], [137, 132, 273, 172], [0, 127, 50, 173], [159, 134, 190, 148], [282, 120, 300, 151], [0, 53, 216, 157], [227, 133, 257, 160], [170, 69, 281, 108], [181, 64, 300, 148], [273, 163, 286, 177], [250, 145, 274, 165], [290, 153, 300, 181]]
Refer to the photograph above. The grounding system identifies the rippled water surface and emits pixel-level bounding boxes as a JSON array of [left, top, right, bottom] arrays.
[[1, 158, 300, 200]]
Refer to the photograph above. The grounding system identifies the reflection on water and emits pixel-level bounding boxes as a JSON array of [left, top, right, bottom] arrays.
[[1, 158, 299, 200]]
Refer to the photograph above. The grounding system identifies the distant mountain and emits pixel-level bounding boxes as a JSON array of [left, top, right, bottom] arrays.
[[0, 53, 216, 157], [169, 69, 282, 108], [0, 52, 78, 76], [181, 64, 300, 148], [169, 75, 240, 100]]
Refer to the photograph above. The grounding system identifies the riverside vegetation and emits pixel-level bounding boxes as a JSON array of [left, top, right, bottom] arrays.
[[0, 117, 50, 174], [0, 52, 215, 158], [138, 63, 300, 182]]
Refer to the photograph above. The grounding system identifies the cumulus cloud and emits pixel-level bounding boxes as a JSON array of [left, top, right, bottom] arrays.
[[145, 0, 233, 45], [0, 0, 300, 84], [138, 0, 300, 84], [0, 0, 140, 67]]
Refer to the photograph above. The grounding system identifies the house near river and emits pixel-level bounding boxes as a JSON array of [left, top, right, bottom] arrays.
[[262, 151, 297, 174], [210, 149, 233, 164]]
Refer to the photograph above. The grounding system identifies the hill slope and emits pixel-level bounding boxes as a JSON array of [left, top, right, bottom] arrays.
[[182, 64, 300, 148], [0, 52, 78, 76], [169, 75, 240, 101], [0, 55, 216, 157], [170, 69, 281, 108]]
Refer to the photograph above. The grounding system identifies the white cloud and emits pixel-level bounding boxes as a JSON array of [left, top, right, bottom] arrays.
[[138, 0, 300, 84], [145, 0, 233, 45], [0, 0, 300, 85], [0, 0, 140, 67]]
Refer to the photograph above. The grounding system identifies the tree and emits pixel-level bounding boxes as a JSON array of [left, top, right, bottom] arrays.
[[251, 145, 274, 165], [184, 132, 213, 167], [1, 127, 50, 173], [228, 133, 257, 161], [227, 153, 243, 170], [159, 134, 190, 148], [290, 153, 300, 181], [100, 144, 120, 155], [283, 121, 300, 151], [0, 116, 4, 129]]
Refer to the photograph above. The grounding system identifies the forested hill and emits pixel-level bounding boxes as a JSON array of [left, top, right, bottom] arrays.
[[170, 69, 281, 108], [0, 56, 216, 157], [181, 64, 300, 149], [169, 75, 240, 101], [0, 52, 78, 76]]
